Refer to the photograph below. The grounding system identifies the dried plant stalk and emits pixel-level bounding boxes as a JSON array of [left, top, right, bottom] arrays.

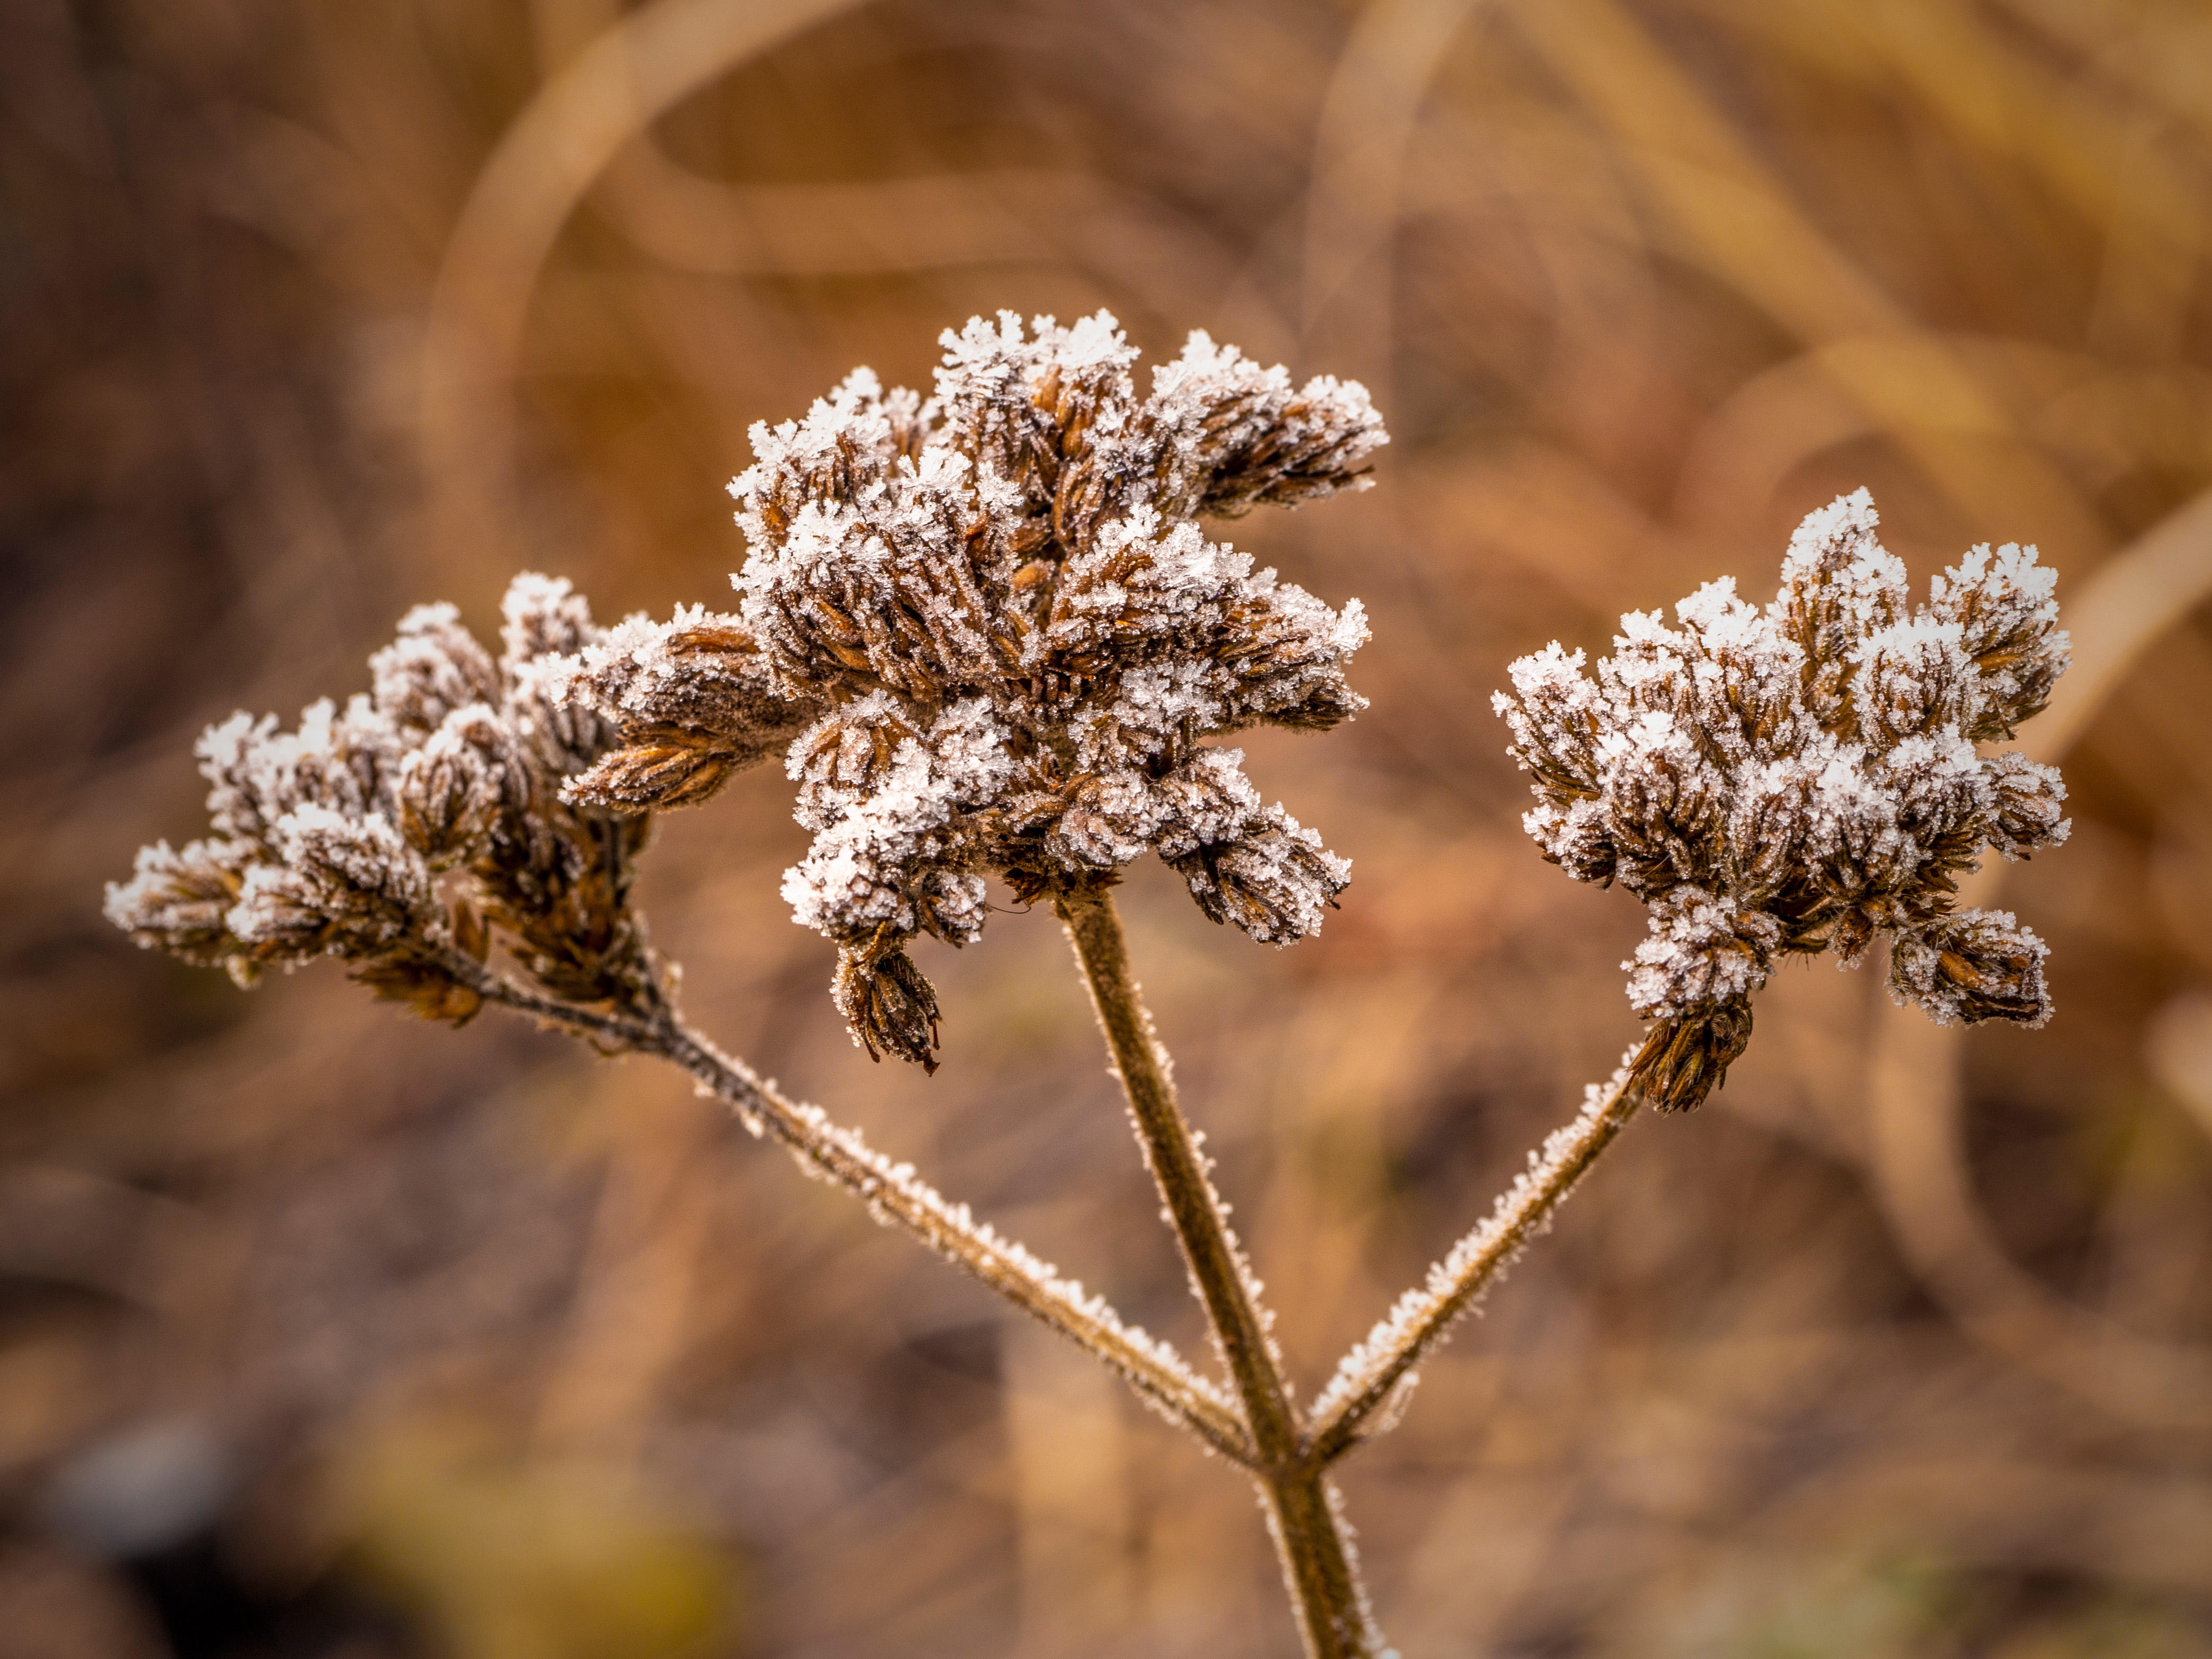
[[1309, 1056, 1641, 1464], [1056, 885, 1384, 1659]]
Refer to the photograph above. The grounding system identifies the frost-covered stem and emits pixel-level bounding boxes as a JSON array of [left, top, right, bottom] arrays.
[[1308, 1056, 1642, 1465], [1054, 887, 1385, 1659], [428, 944, 1254, 1464]]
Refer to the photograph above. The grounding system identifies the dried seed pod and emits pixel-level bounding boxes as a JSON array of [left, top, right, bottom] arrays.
[[1495, 489, 2070, 1107], [834, 943, 942, 1073], [1888, 909, 2051, 1028]]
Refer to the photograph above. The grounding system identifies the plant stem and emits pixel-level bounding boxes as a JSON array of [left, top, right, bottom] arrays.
[[429, 943, 1256, 1464], [1307, 1055, 1641, 1464], [1054, 886, 1387, 1659]]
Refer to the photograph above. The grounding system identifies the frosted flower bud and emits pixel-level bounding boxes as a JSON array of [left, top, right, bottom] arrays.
[[104, 838, 258, 980], [582, 312, 1385, 1066], [369, 603, 501, 733], [1495, 489, 2069, 1110]]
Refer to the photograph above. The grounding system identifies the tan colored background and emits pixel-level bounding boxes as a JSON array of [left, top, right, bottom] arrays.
[[4, 1, 2211, 1654]]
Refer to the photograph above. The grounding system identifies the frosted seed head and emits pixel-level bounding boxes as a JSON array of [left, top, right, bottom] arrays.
[[1851, 617, 1973, 747], [501, 573, 596, 669], [370, 603, 501, 733], [114, 578, 671, 1024], [1931, 540, 2070, 739], [1771, 486, 1909, 720], [104, 838, 258, 974], [1147, 331, 1388, 518], [628, 312, 1384, 1063], [393, 711, 502, 867], [1624, 888, 1778, 1022], [1496, 489, 2069, 1107], [558, 606, 814, 812], [1169, 806, 1349, 945], [1981, 751, 2070, 860], [220, 806, 430, 968]]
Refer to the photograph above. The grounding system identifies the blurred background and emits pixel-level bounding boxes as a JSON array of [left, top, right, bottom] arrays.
[[6, 0, 2212, 1654]]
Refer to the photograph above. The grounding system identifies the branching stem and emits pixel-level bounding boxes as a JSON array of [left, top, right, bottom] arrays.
[[1054, 886, 1386, 1659], [1308, 1058, 1642, 1464], [431, 927, 1647, 1659], [429, 944, 1255, 1465]]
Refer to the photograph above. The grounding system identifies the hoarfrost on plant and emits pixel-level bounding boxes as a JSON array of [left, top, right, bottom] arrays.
[[560, 310, 1386, 1067], [1492, 488, 2070, 1109]]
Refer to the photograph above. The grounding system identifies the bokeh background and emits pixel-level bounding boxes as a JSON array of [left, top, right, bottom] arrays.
[[7, 0, 2212, 1654]]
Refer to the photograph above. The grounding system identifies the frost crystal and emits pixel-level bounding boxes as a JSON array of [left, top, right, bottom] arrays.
[[1493, 489, 2070, 1110], [561, 312, 1385, 1068], [107, 578, 660, 1020]]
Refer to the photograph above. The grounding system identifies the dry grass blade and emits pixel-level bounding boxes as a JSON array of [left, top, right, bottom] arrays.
[[421, 0, 865, 568]]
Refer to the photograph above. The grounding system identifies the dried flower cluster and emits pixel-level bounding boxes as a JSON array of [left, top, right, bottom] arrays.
[[1494, 490, 2070, 1110], [106, 577, 660, 1021], [561, 311, 1386, 1068], [99, 282, 2083, 1659]]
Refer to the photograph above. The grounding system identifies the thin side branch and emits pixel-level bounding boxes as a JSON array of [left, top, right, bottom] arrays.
[[432, 944, 1255, 1465], [1054, 888, 1387, 1659], [1308, 1049, 1643, 1465]]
